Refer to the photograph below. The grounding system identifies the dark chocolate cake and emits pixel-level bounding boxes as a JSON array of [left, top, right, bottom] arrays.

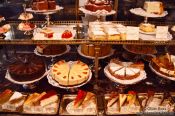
[[8, 54, 45, 82]]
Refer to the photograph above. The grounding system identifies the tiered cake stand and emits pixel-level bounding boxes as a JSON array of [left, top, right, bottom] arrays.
[[26, 5, 63, 27], [79, 7, 116, 21]]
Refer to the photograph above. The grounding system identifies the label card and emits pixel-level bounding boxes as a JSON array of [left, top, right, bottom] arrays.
[[126, 26, 139, 40], [156, 26, 168, 39]]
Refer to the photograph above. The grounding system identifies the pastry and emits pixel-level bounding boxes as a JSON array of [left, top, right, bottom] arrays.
[[74, 90, 87, 108], [50, 60, 90, 86], [8, 54, 45, 82], [40, 28, 54, 38], [18, 22, 35, 31], [0, 89, 13, 104], [40, 90, 58, 107], [85, 0, 112, 12], [0, 24, 11, 34], [139, 23, 156, 32], [144, 1, 164, 15], [36, 45, 67, 55], [152, 54, 175, 77], [18, 13, 33, 20]]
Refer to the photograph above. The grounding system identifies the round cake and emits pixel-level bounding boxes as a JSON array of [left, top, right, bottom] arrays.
[[50, 60, 90, 86], [81, 44, 112, 57], [85, 0, 112, 12], [36, 45, 67, 55], [8, 54, 45, 82]]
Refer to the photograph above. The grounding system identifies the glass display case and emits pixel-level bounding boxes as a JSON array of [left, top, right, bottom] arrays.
[[0, 0, 175, 116]]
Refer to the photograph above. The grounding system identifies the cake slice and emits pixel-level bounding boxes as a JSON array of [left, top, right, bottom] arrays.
[[74, 90, 87, 108], [107, 92, 119, 107], [82, 92, 95, 107], [39, 90, 58, 107], [108, 63, 123, 74], [0, 89, 13, 104], [24, 93, 40, 106], [32, 92, 46, 105], [9, 91, 25, 104], [127, 91, 137, 105], [119, 94, 127, 107]]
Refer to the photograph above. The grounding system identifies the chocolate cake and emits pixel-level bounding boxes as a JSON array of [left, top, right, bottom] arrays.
[[8, 54, 45, 82], [32, 0, 56, 10], [36, 45, 67, 55], [85, 0, 112, 12]]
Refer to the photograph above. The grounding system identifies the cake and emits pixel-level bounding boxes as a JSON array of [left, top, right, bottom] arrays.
[[144, 1, 164, 15], [40, 28, 54, 38], [104, 28, 120, 40], [32, 0, 56, 10], [81, 44, 112, 57], [124, 45, 157, 55], [74, 90, 95, 108], [0, 24, 11, 34], [18, 22, 35, 31], [61, 30, 73, 39], [139, 23, 156, 32], [8, 54, 46, 82], [0, 89, 13, 104], [36, 45, 67, 55], [50, 60, 90, 86], [85, 0, 112, 12], [18, 13, 33, 20], [152, 54, 175, 77], [24, 90, 58, 107], [108, 59, 144, 80]]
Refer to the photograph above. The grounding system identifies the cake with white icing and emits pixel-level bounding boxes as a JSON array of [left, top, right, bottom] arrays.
[[144, 1, 164, 15]]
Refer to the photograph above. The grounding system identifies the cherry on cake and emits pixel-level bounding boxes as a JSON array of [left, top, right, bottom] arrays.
[[50, 60, 90, 86]]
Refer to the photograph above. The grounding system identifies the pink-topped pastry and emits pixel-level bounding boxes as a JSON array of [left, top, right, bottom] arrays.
[[40, 28, 54, 38], [18, 22, 35, 31]]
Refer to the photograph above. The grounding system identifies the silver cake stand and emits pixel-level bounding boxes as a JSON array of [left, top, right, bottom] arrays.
[[26, 5, 63, 27]]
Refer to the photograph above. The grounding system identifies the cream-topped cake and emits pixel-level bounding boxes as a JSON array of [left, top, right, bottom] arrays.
[[144, 1, 164, 15]]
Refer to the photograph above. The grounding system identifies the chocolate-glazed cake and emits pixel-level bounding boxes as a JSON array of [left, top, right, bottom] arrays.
[[8, 54, 45, 82]]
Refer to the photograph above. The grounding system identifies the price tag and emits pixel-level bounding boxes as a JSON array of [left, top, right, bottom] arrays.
[[156, 26, 168, 39], [126, 26, 139, 40]]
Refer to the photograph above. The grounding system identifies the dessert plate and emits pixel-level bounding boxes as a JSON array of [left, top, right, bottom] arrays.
[[47, 61, 92, 89], [66, 100, 96, 115], [139, 29, 156, 35], [5, 68, 48, 85], [79, 7, 116, 16], [104, 65, 147, 85], [139, 32, 172, 41], [149, 63, 175, 81], [26, 5, 63, 14], [130, 8, 168, 18], [33, 25, 76, 40], [34, 45, 71, 58], [77, 46, 115, 60]]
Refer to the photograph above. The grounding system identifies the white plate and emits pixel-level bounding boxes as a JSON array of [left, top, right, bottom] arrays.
[[79, 7, 116, 16], [130, 8, 168, 18], [139, 29, 156, 35], [47, 61, 92, 89], [77, 46, 114, 60], [34, 45, 70, 58], [139, 32, 172, 41], [26, 6, 63, 14], [104, 65, 147, 85], [149, 63, 175, 81], [33, 26, 76, 40], [5, 68, 48, 85], [66, 100, 96, 115]]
